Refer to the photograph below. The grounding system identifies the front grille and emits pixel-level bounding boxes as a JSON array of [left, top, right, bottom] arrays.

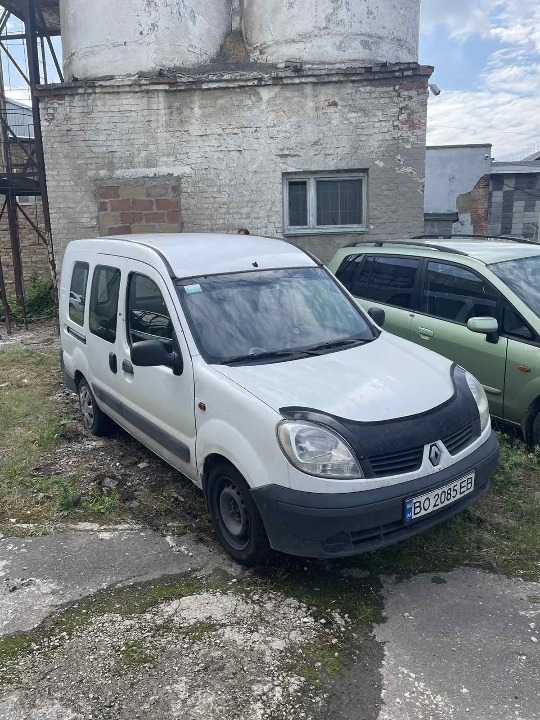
[[443, 424, 474, 455], [368, 446, 424, 477]]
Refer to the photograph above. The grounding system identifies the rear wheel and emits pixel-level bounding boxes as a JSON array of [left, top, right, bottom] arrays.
[[78, 378, 112, 436], [207, 462, 272, 566]]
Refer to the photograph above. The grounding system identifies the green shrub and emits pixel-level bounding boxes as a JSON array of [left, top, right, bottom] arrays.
[[0, 274, 56, 322]]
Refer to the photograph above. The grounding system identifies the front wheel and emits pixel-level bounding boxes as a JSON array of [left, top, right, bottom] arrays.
[[207, 462, 272, 566], [532, 412, 540, 446]]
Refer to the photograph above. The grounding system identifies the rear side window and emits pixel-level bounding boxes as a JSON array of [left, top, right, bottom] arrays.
[[89, 265, 121, 343], [354, 256, 420, 310], [127, 273, 173, 351], [335, 254, 363, 288], [68, 262, 89, 326], [423, 262, 499, 324]]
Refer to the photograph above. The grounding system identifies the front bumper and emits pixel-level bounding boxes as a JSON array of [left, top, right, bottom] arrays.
[[251, 431, 499, 559]]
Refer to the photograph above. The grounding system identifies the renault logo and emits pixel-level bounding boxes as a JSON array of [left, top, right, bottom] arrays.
[[429, 444, 442, 467]]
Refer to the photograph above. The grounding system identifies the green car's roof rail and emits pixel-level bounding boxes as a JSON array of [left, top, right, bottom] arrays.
[[349, 239, 470, 257], [414, 234, 540, 246]]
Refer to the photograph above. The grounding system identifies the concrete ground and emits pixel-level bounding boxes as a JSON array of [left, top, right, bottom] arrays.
[[376, 569, 540, 720], [1, 527, 539, 719]]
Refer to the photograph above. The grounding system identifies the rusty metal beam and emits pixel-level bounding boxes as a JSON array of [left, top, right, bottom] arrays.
[[25, 0, 58, 290]]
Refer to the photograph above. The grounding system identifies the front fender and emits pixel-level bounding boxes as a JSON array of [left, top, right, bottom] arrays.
[[196, 417, 290, 491]]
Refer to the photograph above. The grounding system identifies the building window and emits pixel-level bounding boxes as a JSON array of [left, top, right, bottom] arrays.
[[284, 172, 367, 234]]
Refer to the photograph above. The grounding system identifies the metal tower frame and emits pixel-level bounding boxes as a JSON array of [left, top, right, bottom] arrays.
[[0, 0, 61, 333]]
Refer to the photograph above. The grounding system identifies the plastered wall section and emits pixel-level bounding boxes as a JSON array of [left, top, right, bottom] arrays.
[[39, 70, 429, 266]]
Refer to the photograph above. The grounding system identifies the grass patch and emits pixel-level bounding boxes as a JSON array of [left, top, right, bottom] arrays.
[[0, 348, 128, 530], [348, 434, 540, 580], [178, 621, 219, 643], [118, 640, 157, 669], [0, 348, 65, 525]]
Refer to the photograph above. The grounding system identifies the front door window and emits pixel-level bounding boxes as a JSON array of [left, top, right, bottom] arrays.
[[423, 262, 498, 324], [127, 273, 174, 352]]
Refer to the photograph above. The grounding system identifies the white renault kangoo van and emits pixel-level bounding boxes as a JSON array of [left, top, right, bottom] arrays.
[[60, 234, 499, 565]]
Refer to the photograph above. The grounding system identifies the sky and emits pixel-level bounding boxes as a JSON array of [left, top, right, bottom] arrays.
[[2, 2, 539, 161], [420, 0, 540, 160]]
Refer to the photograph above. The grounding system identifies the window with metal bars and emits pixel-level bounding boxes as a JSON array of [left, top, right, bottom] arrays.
[[283, 172, 367, 234]]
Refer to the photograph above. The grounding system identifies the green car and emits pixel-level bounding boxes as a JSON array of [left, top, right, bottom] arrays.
[[328, 237, 540, 443]]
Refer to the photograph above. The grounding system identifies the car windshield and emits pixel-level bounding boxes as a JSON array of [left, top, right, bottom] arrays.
[[491, 256, 540, 316], [176, 267, 375, 365]]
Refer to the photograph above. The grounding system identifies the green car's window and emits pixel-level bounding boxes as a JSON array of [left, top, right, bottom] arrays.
[[491, 256, 540, 317], [335, 254, 363, 288], [355, 256, 420, 310], [127, 273, 173, 352], [89, 265, 121, 343], [423, 262, 499, 324], [503, 305, 535, 341]]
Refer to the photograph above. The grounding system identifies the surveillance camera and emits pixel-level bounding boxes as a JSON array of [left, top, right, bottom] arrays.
[[429, 84, 442, 96]]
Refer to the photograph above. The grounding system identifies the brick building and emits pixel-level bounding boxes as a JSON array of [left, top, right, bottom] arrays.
[[489, 162, 540, 241], [424, 145, 540, 242], [37, 0, 431, 266]]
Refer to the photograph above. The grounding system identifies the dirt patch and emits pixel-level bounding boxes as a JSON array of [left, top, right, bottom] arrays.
[[49, 387, 211, 538], [0, 320, 59, 353]]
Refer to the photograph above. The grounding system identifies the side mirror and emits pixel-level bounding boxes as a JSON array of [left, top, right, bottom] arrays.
[[131, 340, 184, 375], [467, 317, 499, 335], [368, 307, 386, 328]]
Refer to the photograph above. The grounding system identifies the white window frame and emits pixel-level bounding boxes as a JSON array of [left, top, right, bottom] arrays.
[[283, 171, 368, 236]]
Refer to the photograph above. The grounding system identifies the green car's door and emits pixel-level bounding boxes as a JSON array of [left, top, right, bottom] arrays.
[[500, 305, 540, 426], [409, 260, 507, 418], [338, 254, 421, 340]]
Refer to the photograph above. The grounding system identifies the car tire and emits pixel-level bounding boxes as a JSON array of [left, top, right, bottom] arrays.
[[532, 412, 540, 446], [78, 378, 113, 436], [207, 462, 272, 566]]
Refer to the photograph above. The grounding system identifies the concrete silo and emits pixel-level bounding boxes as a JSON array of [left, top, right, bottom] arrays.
[[42, 0, 431, 267], [242, 0, 420, 65], [61, 0, 232, 80]]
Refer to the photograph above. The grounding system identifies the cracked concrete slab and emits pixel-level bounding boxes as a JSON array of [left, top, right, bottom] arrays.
[[0, 526, 235, 636], [375, 568, 540, 720]]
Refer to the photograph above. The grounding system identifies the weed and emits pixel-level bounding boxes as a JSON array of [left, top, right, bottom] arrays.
[[55, 479, 81, 515], [118, 640, 157, 669], [179, 621, 218, 643]]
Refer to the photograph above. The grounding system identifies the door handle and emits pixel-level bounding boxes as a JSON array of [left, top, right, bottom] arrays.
[[109, 353, 118, 374], [122, 359, 134, 375], [417, 327, 434, 338]]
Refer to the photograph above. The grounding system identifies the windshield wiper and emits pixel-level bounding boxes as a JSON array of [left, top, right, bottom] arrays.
[[220, 350, 304, 366], [304, 337, 375, 354]]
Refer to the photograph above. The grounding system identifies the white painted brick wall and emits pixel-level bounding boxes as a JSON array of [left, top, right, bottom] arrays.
[[40, 71, 428, 265]]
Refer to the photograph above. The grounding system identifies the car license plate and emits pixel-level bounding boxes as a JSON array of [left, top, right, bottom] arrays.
[[405, 472, 475, 523]]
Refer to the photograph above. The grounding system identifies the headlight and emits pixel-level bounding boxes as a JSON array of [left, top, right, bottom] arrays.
[[277, 421, 363, 479], [465, 371, 490, 433]]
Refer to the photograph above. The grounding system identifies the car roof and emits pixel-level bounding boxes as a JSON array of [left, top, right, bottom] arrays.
[[334, 238, 540, 266], [70, 233, 317, 278]]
